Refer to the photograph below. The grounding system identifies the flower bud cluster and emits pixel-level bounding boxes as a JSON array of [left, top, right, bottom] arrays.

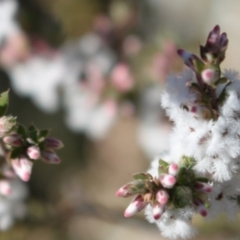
[[0, 89, 63, 230], [3, 124, 63, 182], [177, 25, 229, 120], [116, 157, 212, 220]]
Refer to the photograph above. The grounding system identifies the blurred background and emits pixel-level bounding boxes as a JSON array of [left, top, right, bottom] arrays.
[[1, 0, 240, 239]]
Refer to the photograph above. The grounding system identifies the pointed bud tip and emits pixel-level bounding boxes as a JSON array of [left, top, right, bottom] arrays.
[[213, 25, 220, 32], [200, 209, 207, 217], [177, 49, 184, 55], [116, 190, 122, 197]]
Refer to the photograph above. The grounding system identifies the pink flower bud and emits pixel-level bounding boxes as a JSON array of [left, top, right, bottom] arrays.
[[152, 203, 164, 220], [41, 150, 61, 164], [44, 137, 64, 150], [3, 134, 22, 147], [0, 180, 11, 195], [194, 182, 212, 193], [201, 68, 218, 84], [124, 195, 147, 217], [27, 146, 41, 160], [159, 174, 176, 188], [156, 190, 169, 205], [116, 184, 132, 197], [193, 199, 208, 217], [168, 163, 179, 176], [11, 156, 33, 182]]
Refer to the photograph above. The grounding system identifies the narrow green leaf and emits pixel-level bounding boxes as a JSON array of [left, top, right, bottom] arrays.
[[214, 77, 228, 86], [17, 124, 27, 137], [158, 159, 169, 175], [28, 124, 37, 132], [217, 81, 231, 105], [0, 90, 9, 117], [133, 172, 152, 180]]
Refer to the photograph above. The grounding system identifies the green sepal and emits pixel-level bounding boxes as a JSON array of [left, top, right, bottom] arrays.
[[181, 156, 196, 169], [129, 180, 148, 195], [133, 172, 152, 180], [192, 56, 204, 73], [28, 124, 37, 133], [158, 159, 169, 175], [214, 77, 228, 86], [190, 82, 202, 93], [38, 129, 50, 142], [217, 81, 231, 105], [0, 90, 9, 117], [17, 124, 27, 138]]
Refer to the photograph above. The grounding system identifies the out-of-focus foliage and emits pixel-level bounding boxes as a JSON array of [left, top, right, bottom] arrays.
[[0, 0, 240, 239]]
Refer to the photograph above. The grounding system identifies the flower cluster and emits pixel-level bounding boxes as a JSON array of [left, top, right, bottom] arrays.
[[117, 25, 240, 239], [0, 89, 63, 230]]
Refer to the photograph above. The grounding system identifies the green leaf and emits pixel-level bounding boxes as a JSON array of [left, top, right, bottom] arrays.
[[192, 56, 204, 73], [158, 159, 169, 175], [214, 77, 228, 86], [181, 156, 196, 169], [38, 129, 50, 142], [217, 81, 231, 105], [17, 124, 27, 137], [133, 172, 152, 180], [28, 124, 37, 132], [129, 180, 148, 194], [190, 82, 202, 93], [0, 90, 9, 117]]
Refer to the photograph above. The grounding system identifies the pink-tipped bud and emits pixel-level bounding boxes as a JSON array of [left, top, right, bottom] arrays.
[[168, 163, 179, 176], [44, 137, 64, 150], [124, 195, 147, 218], [152, 203, 164, 220], [194, 182, 212, 193], [201, 68, 218, 84], [3, 134, 23, 147], [0, 180, 11, 195], [116, 184, 132, 197], [41, 150, 61, 164], [206, 25, 220, 45], [27, 145, 40, 160], [194, 199, 208, 217], [156, 190, 169, 205], [159, 174, 176, 188], [11, 156, 33, 182]]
